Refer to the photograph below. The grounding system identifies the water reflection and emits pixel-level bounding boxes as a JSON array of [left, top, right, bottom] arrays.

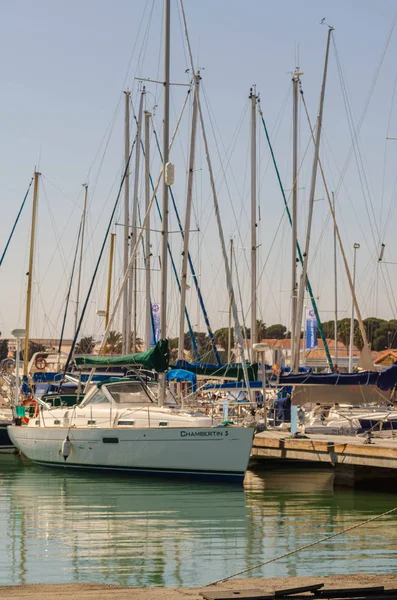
[[0, 454, 396, 587]]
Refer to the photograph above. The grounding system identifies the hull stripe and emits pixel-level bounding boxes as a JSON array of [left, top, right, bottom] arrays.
[[33, 461, 245, 482]]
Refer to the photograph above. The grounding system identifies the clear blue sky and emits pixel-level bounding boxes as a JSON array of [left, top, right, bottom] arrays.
[[1, 0, 397, 342]]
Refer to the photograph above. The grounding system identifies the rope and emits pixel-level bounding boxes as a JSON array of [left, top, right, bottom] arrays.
[[207, 504, 397, 586]]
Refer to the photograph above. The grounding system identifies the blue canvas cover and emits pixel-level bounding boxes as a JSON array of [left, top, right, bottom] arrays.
[[166, 369, 197, 392]]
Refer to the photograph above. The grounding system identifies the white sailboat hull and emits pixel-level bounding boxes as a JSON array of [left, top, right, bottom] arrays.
[[8, 425, 254, 483]]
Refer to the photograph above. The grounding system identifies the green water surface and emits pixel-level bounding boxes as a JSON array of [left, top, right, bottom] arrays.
[[0, 453, 396, 587]]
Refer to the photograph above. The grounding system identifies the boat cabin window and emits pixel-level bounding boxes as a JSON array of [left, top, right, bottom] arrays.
[[106, 382, 151, 404], [88, 390, 110, 404]]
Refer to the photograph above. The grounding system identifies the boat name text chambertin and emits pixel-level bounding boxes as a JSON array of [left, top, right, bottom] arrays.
[[180, 430, 229, 437]]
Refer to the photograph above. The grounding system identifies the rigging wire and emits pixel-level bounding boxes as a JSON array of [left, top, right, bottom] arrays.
[[332, 37, 380, 249], [333, 11, 397, 200], [0, 176, 33, 268], [63, 137, 137, 375], [57, 220, 83, 354]]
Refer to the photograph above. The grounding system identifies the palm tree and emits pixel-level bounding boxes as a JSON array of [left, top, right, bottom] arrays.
[[256, 320, 267, 342], [106, 330, 122, 354], [129, 332, 144, 353], [75, 336, 95, 354]]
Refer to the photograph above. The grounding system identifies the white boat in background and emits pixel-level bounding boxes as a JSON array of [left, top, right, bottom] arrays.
[[8, 377, 254, 482]]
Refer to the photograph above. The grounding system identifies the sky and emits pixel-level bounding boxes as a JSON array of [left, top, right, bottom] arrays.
[[1, 0, 397, 344]]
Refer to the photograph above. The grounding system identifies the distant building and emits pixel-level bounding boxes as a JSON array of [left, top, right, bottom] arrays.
[[374, 350, 397, 368]]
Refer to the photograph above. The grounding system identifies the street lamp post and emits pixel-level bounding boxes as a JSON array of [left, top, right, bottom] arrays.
[[348, 243, 360, 372], [11, 328, 26, 406]]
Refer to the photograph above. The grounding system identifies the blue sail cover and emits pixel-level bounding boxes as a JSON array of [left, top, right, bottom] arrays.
[[278, 362, 397, 391], [203, 363, 397, 392], [166, 369, 197, 391]]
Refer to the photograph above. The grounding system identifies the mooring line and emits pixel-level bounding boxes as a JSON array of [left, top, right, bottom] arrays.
[[206, 505, 397, 587]]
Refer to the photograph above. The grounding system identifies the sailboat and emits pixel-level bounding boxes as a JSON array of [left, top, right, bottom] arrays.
[[8, 0, 254, 482]]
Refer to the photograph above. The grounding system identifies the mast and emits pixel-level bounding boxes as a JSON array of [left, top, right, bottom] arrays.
[[293, 26, 333, 372], [291, 70, 302, 365], [23, 171, 40, 377], [129, 88, 145, 352], [105, 233, 116, 330], [198, 99, 252, 393], [178, 72, 200, 361], [104, 233, 116, 356], [333, 192, 338, 366], [177, 0, 251, 390], [159, 0, 171, 406], [349, 243, 360, 371], [74, 183, 88, 336], [250, 87, 257, 354], [122, 90, 131, 354], [227, 237, 234, 363], [144, 110, 152, 351]]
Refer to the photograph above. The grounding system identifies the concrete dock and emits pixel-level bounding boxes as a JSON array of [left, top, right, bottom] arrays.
[[2, 574, 397, 600], [252, 431, 397, 487]]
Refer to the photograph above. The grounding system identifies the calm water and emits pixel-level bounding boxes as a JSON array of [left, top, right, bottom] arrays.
[[0, 453, 396, 587]]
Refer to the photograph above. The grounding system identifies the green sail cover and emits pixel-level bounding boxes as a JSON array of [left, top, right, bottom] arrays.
[[74, 339, 169, 372], [173, 360, 258, 381]]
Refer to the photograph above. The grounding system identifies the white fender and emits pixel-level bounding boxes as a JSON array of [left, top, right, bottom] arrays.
[[61, 436, 71, 461]]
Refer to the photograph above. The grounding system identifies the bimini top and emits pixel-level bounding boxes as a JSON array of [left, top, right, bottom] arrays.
[[74, 339, 169, 373]]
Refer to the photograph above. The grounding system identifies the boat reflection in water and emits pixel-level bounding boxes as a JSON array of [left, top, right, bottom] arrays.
[[1, 454, 397, 587]]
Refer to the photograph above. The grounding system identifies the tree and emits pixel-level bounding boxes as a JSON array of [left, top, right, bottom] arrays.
[[256, 320, 267, 341], [353, 326, 364, 351], [75, 336, 95, 354], [27, 341, 46, 361], [129, 332, 143, 353], [265, 324, 287, 339], [337, 318, 351, 352], [0, 340, 8, 361], [214, 327, 230, 350], [106, 331, 122, 354]]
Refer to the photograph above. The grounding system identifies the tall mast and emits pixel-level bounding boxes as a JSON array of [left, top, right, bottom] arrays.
[[104, 232, 116, 356], [23, 171, 40, 377], [291, 70, 302, 366], [178, 72, 200, 361], [122, 90, 131, 354], [74, 183, 88, 336], [227, 237, 234, 363], [293, 27, 333, 372], [159, 0, 171, 406], [144, 110, 152, 351], [333, 191, 338, 366], [129, 88, 145, 352], [250, 88, 257, 353], [349, 243, 360, 371], [105, 233, 116, 330]]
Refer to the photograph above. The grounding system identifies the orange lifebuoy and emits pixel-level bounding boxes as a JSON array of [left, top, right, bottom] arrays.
[[21, 398, 39, 423], [35, 357, 47, 370]]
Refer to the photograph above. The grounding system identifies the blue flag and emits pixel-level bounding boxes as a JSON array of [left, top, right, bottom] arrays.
[[306, 308, 318, 350]]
